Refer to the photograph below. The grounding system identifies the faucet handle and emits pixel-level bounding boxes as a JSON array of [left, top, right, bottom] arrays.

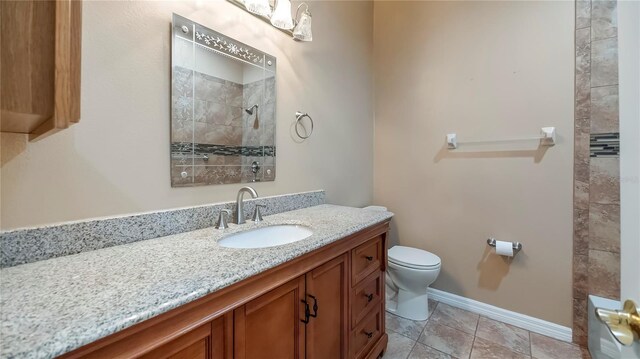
[[252, 205, 265, 223], [215, 209, 232, 229]]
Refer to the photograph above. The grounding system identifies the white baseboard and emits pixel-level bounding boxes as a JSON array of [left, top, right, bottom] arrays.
[[427, 288, 573, 343]]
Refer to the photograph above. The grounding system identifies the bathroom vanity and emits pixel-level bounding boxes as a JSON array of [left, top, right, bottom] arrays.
[[0, 203, 392, 359], [63, 219, 388, 359]]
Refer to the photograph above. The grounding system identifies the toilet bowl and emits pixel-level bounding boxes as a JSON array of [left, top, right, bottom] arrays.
[[362, 206, 441, 321], [386, 246, 441, 321]]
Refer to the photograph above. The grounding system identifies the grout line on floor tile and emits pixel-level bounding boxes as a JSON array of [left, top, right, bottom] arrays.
[[437, 321, 473, 337], [477, 317, 534, 356], [404, 340, 418, 359], [426, 344, 456, 359], [469, 334, 477, 359], [474, 313, 480, 336], [416, 318, 430, 343], [385, 311, 430, 342], [392, 329, 419, 342], [433, 302, 481, 336]]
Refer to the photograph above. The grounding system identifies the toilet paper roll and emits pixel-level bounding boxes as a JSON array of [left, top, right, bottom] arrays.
[[495, 240, 514, 257]]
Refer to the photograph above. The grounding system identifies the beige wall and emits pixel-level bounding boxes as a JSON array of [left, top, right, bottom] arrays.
[[373, 1, 574, 326], [0, 0, 374, 230], [1, 0, 578, 327]]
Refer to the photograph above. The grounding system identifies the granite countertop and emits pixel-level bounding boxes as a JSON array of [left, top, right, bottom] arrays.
[[0, 204, 393, 358]]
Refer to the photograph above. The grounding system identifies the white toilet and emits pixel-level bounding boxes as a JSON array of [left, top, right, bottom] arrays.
[[362, 206, 442, 321], [386, 246, 441, 321]]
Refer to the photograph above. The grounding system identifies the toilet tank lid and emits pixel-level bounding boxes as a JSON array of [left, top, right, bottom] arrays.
[[388, 246, 441, 268], [363, 206, 387, 211]]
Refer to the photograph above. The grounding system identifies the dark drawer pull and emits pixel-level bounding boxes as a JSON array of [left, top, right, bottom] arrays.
[[365, 255, 373, 261], [365, 293, 374, 302], [301, 299, 310, 324], [309, 295, 318, 318], [364, 331, 373, 339]]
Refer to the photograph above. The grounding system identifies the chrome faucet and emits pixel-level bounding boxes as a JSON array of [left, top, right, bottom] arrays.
[[235, 186, 258, 224], [215, 209, 232, 229]]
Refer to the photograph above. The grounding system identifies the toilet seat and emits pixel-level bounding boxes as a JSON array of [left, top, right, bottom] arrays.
[[388, 246, 441, 270]]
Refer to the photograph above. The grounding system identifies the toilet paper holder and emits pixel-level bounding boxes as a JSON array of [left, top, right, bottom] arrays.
[[487, 238, 522, 253]]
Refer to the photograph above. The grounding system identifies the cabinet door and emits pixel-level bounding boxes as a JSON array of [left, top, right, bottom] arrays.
[[234, 276, 306, 359], [139, 314, 231, 359], [0, 0, 81, 141], [305, 254, 349, 359]]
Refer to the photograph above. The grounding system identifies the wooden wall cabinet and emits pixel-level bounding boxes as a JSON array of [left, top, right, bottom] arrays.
[[0, 0, 81, 141], [62, 222, 390, 359]]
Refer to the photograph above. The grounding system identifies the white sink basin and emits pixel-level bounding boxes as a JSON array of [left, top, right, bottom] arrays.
[[218, 225, 313, 249]]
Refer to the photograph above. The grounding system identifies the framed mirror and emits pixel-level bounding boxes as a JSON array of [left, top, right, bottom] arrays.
[[171, 14, 276, 187]]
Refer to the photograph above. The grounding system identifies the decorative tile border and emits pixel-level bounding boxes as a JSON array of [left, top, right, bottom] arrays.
[[590, 133, 619, 157], [171, 143, 276, 157], [0, 190, 325, 268]]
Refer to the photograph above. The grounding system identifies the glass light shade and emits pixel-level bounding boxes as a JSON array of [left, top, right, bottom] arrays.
[[292, 11, 312, 41], [270, 0, 294, 30], [244, 0, 271, 17]]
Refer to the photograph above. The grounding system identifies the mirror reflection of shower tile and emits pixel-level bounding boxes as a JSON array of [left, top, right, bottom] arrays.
[[172, 66, 193, 98], [172, 96, 192, 122], [264, 76, 276, 104], [263, 156, 275, 166], [194, 166, 243, 185], [225, 155, 242, 166], [200, 125, 243, 146], [225, 81, 243, 107], [194, 72, 226, 102], [171, 14, 277, 187]]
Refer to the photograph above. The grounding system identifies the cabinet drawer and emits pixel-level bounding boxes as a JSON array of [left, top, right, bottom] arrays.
[[351, 271, 381, 329], [351, 236, 382, 286], [350, 307, 382, 359]]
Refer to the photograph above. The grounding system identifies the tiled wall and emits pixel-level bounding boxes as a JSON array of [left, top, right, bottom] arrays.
[[241, 76, 276, 182], [573, 0, 620, 345], [171, 67, 276, 185], [172, 67, 244, 145]]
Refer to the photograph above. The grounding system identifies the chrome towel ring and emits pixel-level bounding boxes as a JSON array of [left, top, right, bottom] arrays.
[[295, 111, 314, 139]]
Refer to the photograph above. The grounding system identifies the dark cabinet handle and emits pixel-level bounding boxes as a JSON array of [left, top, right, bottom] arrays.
[[301, 299, 310, 324], [365, 256, 374, 261], [365, 293, 374, 302], [364, 331, 373, 339], [309, 295, 318, 318]]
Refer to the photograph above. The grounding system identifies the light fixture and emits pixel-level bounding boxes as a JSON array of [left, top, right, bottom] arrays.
[[270, 0, 294, 30], [292, 3, 312, 42], [227, 0, 312, 41], [243, 0, 271, 17]]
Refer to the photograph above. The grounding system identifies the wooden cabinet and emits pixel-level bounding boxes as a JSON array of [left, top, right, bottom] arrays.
[[61, 222, 390, 359], [0, 0, 81, 141], [233, 254, 349, 359], [350, 235, 387, 359], [139, 324, 212, 359], [350, 308, 383, 359], [234, 276, 306, 359], [351, 235, 382, 284], [351, 271, 382, 328], [305, 254, 348, 359]]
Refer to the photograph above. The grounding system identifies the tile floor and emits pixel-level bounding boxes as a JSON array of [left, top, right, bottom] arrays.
[[383, 300, 590, 359]]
